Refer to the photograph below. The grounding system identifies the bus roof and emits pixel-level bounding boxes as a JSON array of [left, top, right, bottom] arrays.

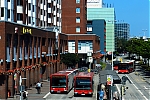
[[75, 72, 94, 77], [51, 68, 78, 76]]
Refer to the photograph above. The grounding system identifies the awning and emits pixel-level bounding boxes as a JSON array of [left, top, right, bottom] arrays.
[[92, 52, 103, 59], [99, 70, 121, 84]]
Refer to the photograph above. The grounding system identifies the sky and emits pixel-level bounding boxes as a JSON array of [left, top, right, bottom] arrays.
[[103, 0, 149, 37]]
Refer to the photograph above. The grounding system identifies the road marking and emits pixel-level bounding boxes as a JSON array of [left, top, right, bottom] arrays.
[[143, 86, 148, 90], [125, 75, 148, 100], [115, 84, 125, 100], [43, 92, 50, 99]]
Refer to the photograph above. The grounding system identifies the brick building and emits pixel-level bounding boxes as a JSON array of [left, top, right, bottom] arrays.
[[0, 21, 67, 99]]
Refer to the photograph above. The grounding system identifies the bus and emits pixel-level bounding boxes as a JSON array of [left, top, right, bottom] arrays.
[[113, 61, 121, 70], [50, 69, 78, 93], [128, 60, 135, 72], [118, 62, 130, 74], [74, 72, 94, 96]]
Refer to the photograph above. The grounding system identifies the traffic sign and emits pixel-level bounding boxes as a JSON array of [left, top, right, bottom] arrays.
[[107, 75, 113, 85]]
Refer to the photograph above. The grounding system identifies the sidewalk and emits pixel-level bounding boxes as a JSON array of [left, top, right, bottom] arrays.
[[135, 66, 150, 85], [8, 80, 50, 100]]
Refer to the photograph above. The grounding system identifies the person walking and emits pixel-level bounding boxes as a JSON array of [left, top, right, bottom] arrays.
[[36, 81, 42, 94], [99, 89, 104, 100]]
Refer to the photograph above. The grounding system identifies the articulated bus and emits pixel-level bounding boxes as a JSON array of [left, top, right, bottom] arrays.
[[50, 69, 78, 93], [74, 72, 94, 96]]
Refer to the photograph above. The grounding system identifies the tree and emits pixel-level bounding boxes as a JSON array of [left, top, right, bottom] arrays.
[[116, 38, 128, 53], [61, 53, 79, 68]]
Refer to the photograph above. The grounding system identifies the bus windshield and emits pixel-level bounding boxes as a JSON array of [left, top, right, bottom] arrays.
[[118, 65, 129, 70], [75, 78, 91, 90], [51, 76, 66, 88]]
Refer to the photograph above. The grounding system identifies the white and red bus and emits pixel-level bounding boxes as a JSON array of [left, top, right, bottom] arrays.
[[50, 69, 78, 93], [113, 61, 121, 70], [74, 72, 94, 96], [128, 60, 135, 72], [118, 62, 130, 74]]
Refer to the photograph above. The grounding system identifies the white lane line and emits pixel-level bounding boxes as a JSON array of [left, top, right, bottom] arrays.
[[43, 92, 50, 99], [125, 75, 148, 100], [143, 86, 148, 90], [115, 84, 125, 100]]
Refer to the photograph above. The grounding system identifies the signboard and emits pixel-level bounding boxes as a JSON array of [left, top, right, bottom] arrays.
[[87, 0, 102, 8], [107, 75, 113, 85], [23, 27, 32, 34]]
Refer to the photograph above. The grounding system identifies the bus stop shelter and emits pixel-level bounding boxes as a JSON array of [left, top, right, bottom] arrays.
[[97, 70, 121, 100], [99, 70, 121, 84]]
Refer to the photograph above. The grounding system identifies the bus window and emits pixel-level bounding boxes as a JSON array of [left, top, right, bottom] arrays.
[[52, 76, 66, 87], [75, 78, 91, 90]]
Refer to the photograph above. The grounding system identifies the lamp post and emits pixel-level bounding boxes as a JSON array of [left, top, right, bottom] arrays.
[[108, 20, 117, 71], [142, 29, 147, 40]]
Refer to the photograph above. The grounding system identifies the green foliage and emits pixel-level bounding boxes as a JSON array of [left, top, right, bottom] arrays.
[[61, 53, 79, 68], [100, 62, 106, 69], [126, 38, 150, 58], [116, 38, 128, 53]]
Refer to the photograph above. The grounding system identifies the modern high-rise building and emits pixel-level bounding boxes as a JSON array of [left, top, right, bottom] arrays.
[[87, 19, 106, 52], [115, 23, 130, 40], [115, 23, 130, 51], [87, 7, 116, 52]]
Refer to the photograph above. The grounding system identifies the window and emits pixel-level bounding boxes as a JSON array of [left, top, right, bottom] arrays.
[[76, 27, 80, 33], [76, 0, 80, 3], [28, 17, 31, 24], [76, 8, 80, 13], [17, 0, 23, 5], [17, 13, 23, 20], [33, 5, 34, 12], [1, 8, 4, 17], [76, 17, 80, 23], [7, 10, 10, 18], [28, 3, 31, 10]]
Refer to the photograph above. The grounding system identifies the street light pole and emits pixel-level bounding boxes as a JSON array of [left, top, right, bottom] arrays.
[[142, 29, 147, 40]]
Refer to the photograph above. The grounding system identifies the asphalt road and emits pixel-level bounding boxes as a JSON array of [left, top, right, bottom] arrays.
[[45, 74, 99, 100]]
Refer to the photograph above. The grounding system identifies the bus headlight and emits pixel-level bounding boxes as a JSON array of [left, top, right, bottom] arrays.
[[75, 92, 78, 94], [89, 92, 92, 94], [51, 90, 54, 92]]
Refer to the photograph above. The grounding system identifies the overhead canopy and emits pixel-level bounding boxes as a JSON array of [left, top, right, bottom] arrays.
[[99, 70, 121, 84]]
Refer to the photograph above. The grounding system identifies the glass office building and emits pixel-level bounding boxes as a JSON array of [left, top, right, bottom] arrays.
[[87, 8, 115, 52]]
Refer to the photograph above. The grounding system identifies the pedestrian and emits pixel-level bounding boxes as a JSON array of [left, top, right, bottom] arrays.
[[23, 90, 28, 100], [99, 89, 104, 100], [36, 81, 42, 94], [113, 91, 119, 100]]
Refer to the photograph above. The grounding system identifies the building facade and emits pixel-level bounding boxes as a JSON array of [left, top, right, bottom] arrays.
[[61, 0, 87, 34], [0, 21, 68, 99], [0, 0, 61, 33], [115, 23, 130, 51], [87, 7, 116, 52], [115, 23, 130, 40], [87, 19, 106, 53]]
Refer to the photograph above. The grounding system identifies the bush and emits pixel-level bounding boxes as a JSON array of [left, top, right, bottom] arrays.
[[100, 62, 106, 69]]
